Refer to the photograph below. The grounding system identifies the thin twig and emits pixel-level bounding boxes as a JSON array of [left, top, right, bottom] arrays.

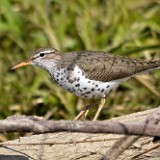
[[102, 136, 140, 160]]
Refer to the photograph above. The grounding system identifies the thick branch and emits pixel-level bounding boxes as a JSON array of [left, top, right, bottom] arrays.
[[0, 114, 160, 136]]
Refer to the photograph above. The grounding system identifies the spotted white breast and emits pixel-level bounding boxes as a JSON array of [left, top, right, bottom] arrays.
[[50, 65, 129, 98]]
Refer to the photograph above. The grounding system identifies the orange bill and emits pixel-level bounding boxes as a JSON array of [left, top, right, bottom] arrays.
[[11, 60, 32, 70]]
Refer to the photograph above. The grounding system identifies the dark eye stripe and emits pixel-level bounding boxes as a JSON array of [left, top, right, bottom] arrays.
[[31, 54, 40, 60]]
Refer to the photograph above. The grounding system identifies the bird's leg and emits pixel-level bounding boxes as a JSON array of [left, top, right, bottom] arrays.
[[93, 98, 106, 121], [74, 103, 98, 121], [84, 109, 89, 118]]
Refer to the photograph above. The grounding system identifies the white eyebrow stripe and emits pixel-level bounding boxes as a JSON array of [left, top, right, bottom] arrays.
[[39, 50, 54, 54]]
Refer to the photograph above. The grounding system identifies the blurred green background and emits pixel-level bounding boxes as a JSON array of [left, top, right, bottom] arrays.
[[0, 0, 160, 140]]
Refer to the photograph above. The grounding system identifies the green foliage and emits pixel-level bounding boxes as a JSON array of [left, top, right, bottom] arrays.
[[0, 0, 160, 129]]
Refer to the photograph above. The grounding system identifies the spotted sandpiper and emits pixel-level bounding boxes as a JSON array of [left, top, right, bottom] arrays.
[[11, 48, 160, 120]]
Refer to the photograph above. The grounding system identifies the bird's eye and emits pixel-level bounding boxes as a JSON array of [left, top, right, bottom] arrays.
[[39, 53, 45, 57]]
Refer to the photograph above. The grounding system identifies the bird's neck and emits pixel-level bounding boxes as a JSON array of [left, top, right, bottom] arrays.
[[41, 61, 59, 73]]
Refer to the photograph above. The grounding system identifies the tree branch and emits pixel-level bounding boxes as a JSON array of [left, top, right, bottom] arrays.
[[0, 107, 160, 136]]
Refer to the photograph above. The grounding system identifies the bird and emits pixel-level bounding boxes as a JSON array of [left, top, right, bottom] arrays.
[[11, 48, 160, 121]]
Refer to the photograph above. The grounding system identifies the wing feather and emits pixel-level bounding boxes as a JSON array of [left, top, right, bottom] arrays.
[[74, 51, 160, 82]]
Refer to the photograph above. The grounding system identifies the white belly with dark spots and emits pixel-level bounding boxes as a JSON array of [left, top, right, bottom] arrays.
[[51, 65, 129, 98]]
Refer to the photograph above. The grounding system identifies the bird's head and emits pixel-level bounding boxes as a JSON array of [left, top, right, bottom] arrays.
[[11, 48, 61, 70]]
